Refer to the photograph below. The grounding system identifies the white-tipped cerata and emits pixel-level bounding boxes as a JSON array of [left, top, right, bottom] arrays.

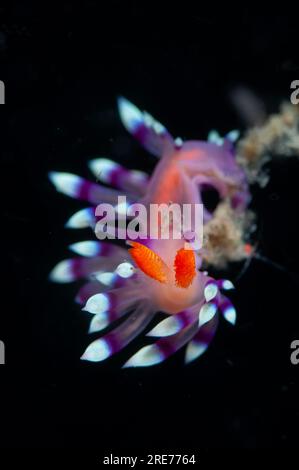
[[117, 97, 143, 134], [147, 316, 182, 337], [123, 344, 164, 368], [223, 305, 237, 325], [95, 272, 116, 286], [82, 293, 110, 315], [88, 313, 109, 334], [185, 340, 208, 364], [204, 282, 218, 302], [65, 208, 95, 229], [118, 97, 166, 137], [81, 338, 111, 362], [88, 158, 120, 182], [49, 260, 74, 283], [48, 172, 81, 197], [221, 279, 235, 290], [207, 130, 223, 145], [226, 129, 240, 142], [68, 241, 99, 257], [198, 303, 217, 327]]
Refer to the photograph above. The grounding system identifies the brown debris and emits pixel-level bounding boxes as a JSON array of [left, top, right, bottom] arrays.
[[236, 102, 299, 185], [202, 201, 255, 269]]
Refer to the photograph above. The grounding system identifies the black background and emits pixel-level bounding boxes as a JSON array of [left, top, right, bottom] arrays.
[[0, 2, 299, 453]]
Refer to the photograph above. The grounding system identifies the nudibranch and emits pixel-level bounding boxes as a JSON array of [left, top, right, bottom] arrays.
[[49, 98, 251, 366]]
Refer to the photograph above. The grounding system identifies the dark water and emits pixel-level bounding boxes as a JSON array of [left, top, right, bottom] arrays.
[[1, 3, 299, 455]]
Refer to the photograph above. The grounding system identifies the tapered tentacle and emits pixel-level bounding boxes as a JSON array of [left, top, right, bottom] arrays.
[[49, 172, 129, 205], [68, 240, 126, 258], [88, 312, 111, 334], [207, 129, 239, 147], [216, 279, 235, 290], [185, 315, 219, 364], [198, 301, 218, 327], [198, 282, 236, 327], [65, 207, 97, 229], [123, 320, 199, 368], [218, 295, 237, 325], [117, 97, 174, 157], [207, 279, 236, 324], [65, 207, 129, 232], [147, 307, 199, 337], [208, 130, 224, 145], [88, 158, 149, 196], [49, 250, 128, 283], [81, 303, 154, 362], [204, 280, 219, 302]]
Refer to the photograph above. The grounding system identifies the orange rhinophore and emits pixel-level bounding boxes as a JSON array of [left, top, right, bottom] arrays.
[[128, 241, 168, 283], [174, 247, 196, 288]]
